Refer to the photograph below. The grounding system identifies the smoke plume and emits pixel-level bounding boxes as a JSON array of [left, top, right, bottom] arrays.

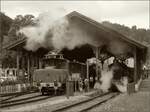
[[114, 76, 128, 93], [20, 10, 133, 57], [19, 10, 69, 51], [19, 10, 97, 51], [100, 70, 128, 93], [100, 70, 113, 92]]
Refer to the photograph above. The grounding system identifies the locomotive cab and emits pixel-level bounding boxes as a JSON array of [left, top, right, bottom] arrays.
[[33, 68, 69, 95]]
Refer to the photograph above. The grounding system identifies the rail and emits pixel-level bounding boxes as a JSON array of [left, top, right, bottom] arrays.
[[0, 94, 54, 108], [52, 92, 119, 112]]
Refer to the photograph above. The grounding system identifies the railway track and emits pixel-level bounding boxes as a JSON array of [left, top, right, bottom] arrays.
[[0, 93, 55, 108], [0, 91, 36, 102], [52, 92, 119, 112], [0, 91, 36, 97]]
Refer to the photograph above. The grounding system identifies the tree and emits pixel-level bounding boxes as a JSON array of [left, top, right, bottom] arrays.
[[8, 14, 35, 41], [132, 25, 137, 30], [0, 12, 13, 67], [1, 14, 35, 68], [2, 52, 16, 68], [102, 21, 150, 45]]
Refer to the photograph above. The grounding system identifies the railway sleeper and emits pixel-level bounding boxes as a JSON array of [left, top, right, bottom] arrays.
[[52, 92, 118, 112]]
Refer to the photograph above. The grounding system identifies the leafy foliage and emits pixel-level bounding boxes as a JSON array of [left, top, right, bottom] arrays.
[[2, 51, 16, 68], [102, 21, 150, 45], [1, 14, 35, 68], [8, 14, 35, 41], [0, 12, 13, 37], [102, 21, 150, 66]]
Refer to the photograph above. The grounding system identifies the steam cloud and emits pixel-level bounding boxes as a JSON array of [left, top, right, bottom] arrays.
[[114, 76, 128, 92], [20, 10, 133, 56], [100, 70, 128, 93], [19, 10, 98, 51], [100, 70, 113, 92], [20, 10, 69, 51]]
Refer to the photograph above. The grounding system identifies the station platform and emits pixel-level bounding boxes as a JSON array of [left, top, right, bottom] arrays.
[[1, 90, 98, 112], [89, 91, 150, 112], [1, 89, 150, 112], [88, 77, 150, 112]]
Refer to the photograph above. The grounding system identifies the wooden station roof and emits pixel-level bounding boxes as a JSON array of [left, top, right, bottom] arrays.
[[67, 11, 147, 49], [4, 37, 26, 50], [5, 11, 147, 52]]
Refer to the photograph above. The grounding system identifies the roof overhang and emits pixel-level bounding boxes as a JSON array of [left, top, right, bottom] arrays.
[[5, 11, 147, 54], [66, 11, 147, 49], [4, 38, 26, 50]]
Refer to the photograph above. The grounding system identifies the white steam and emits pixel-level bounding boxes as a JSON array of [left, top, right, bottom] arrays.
[[20, 26, 46, 51], [99, 70, 128, 93], [19, 10, 69, 51], [20, 10, 99, 51], [100, 70, 113, 92], [114, 76, 128, 93], [19, 10, 133, 57], [51, 19, 96, 50]]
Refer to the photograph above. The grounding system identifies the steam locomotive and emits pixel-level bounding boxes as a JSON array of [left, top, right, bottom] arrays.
[[33, 51, 86, 95], [108, 59, 134, 92]]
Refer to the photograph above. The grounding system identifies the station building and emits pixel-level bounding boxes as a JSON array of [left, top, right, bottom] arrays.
[[5, 11, 147, 86]]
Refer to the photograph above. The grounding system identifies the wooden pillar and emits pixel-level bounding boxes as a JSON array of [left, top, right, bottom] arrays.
[[86, 59, 89, 79], [27, 53, 30, 82], [22, 53, 26, 70], [96, 47, 99, 79], [86, 59, 89, 91], [16, 49, 20, 77], [30, 54, 34, 83], [39, 58, 42, 69], [134, 47, 137, 83], [0, 35, 3, 68], [35, 55, 38, 69], [136, 50, 142, 80]]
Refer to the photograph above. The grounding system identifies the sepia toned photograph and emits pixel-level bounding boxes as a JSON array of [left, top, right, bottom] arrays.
[[0, 0, 150, 112]]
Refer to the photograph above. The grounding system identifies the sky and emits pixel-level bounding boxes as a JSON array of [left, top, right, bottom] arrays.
[[1, 0, 150, 29]]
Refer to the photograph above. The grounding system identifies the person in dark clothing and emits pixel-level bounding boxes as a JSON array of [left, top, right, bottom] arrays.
[[54, 80, 58, 95]]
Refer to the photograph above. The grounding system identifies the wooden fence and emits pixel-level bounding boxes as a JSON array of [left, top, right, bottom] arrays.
[[127, 69, 150, 94], [0, 83, 31, 94], [1, 70, 150, 94]]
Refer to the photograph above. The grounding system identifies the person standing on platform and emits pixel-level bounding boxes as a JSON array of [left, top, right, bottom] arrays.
[[84, 79, 89, 92], [79, 78, 83, 92], [54, 80, 58, 95]]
